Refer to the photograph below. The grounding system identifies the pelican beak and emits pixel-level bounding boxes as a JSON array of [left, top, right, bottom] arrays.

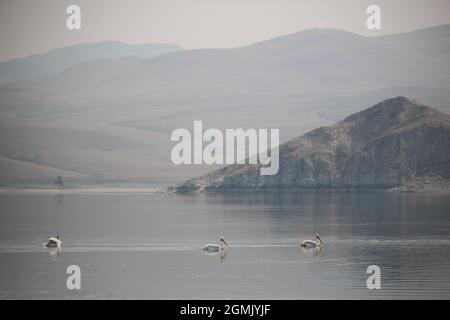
[[222, 239, 230, 247]]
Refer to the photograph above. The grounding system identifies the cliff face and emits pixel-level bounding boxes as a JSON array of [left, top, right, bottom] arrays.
[[172, 97, 450, 193]]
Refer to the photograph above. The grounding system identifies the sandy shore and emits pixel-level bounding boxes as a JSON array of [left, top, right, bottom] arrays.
[[0, 187, 164, 195]]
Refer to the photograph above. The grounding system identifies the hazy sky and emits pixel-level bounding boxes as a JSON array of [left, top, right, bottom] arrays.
[[1, 0, 450, 61]]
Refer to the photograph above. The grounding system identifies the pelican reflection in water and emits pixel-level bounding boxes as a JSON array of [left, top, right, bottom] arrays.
[[205, 249, 228, 262], [47, 246, 61, 260], [301, 244, 324, 256]]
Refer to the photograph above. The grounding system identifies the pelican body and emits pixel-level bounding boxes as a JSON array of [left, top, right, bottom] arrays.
[[202, 236, 229, 251], [300, 233, 323, 248], [44, 235, 62, 248]]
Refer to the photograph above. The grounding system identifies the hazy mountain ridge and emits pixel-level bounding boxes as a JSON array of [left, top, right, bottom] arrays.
[[0, 41, 183, 85], [2, 57, 143, 92], [172, 97, 450, 193], [2, 26, 450, 107]]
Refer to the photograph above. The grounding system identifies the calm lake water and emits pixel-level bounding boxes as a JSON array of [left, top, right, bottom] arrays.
[[0, 192, 449, 299]]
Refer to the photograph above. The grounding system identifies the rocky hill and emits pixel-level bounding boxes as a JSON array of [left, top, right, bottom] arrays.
[[172, 97, 450, 193]]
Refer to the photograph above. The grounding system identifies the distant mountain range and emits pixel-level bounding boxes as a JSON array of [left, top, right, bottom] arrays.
[[0, 41, 183, 85], [171, 97, 450, 193], [0, 25, 449, 184], [2, 26, 450, 108]]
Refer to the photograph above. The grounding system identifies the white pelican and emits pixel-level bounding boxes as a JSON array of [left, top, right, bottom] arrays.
[[300, 233, 323, 248], [44, 235, 62, 248], [202, 236, 229, 251]]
